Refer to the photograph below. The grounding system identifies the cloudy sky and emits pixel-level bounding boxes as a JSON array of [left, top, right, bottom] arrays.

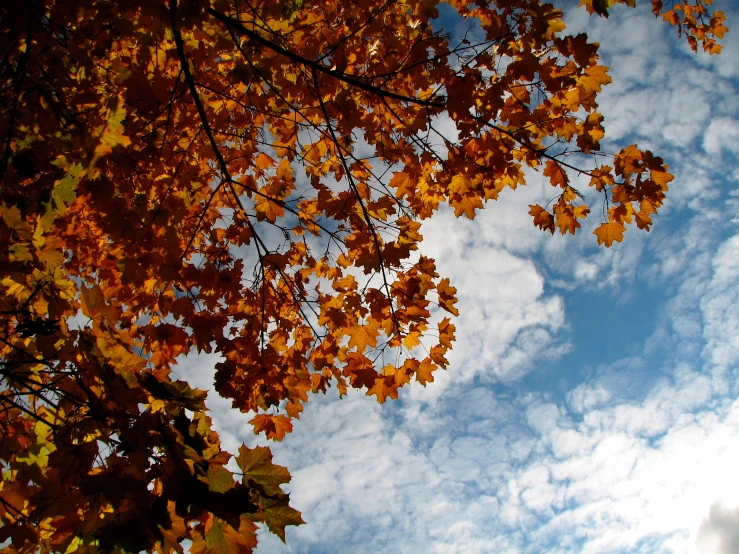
[[176, 2, 739, 553]]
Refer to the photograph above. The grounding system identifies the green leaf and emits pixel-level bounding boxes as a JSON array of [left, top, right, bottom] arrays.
[[2, 204, 32, 240], [98, 101, 131, 152], [593, 0, 611, 17], [205, 516, 228, 554], [206, 465, 235, 493], [235, 444, 290, 495], [9, 244, 33, 262], [51, 163, 85, 209], [161, 379, 208, 411], [261, 497, 305, 543]]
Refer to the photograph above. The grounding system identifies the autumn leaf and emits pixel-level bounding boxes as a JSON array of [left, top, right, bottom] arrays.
[[206, 465, 235, 493], [255, 195, 285, 223], [250, 414, 293, 441], [261, 497, 306, 542], [544, 160, 568, 188], [415, 358, 437, 386], [592, 0, 612, 17], [529, 204, 555, 234], [236, 444, 291, 496], [204, 516, 229, 554], [344, 352, 379, 389], [437, 278, 459, 316], [1, 204, 33, 240], [95, 101, 132, 157], [452, 195, 483, 219], [347, 321, 380, 351], [593, 221, 627, 246], [80, 284, 120, 322]]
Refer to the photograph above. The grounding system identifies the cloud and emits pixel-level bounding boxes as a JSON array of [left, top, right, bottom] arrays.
[[249, 356, 739, 554], [418, 204, 570, 386], [700, 234, 739, 392], [696, 502, 739, 554], [703, 117, 739, 156]]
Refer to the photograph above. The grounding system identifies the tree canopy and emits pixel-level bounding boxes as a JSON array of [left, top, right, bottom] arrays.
[[0, 0, 726, 551]]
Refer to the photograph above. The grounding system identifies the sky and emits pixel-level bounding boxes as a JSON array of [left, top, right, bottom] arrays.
[[174, 2, 739, 553]]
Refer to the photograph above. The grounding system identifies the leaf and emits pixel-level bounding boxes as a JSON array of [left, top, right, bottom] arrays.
[[452, 195, 483, 219], [592, 0, 611, 17], [80, 284, 119, 322], [389, 171, 415, 198], [235, 444, 291, 496], [529, 204, 555, 234], [52, 172, 80, 208], [593, 221, 626, 247], [205, 516, 229, 554], [436, 278, 459, 316], [347, 321, 379, 351], [250, 414, 293, 441], [261, 497, 305, 543], [97, 102, 132, 153], [415, 358, 437, 386], [206, 465, 235, 493], [255, 195, 284, 223], [544, 161, 568, 188], [344, 352, 379, 389], [2, 204, 33, 240]]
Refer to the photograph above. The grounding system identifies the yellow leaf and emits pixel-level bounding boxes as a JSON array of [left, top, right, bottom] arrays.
[[593, 221, 626, 247], [255, 195, 284, 223], [347, 321, 379, 351], [452, 195, 483, 219]]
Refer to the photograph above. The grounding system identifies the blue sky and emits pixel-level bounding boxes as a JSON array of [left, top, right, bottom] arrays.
[[175, 2, 739, 552]]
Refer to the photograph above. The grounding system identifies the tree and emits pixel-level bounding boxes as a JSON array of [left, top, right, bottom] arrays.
[[0, 0, 726, 551]]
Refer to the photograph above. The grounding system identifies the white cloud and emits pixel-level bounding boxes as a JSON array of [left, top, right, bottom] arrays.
[[419, 205, 569, 384], [696, 502, 739, 554], [703, 117, 739, 156], [701, 234, 739, 379]]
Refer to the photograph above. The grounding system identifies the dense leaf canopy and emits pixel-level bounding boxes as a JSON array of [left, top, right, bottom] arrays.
[[0, 0, 725, 551]]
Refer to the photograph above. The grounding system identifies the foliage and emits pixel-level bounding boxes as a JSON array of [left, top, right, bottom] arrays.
[[0, 0, 725, 551]]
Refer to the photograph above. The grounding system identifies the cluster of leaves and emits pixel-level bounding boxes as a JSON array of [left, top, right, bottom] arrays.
[[0, 0, 724, 552], [582, 0, 727, 53]]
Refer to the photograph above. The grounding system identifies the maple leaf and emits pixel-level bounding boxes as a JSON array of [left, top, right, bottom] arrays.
[[347, 321, 380, 351], [261, 497, 306, 543], [204, 516, 230, 554], [255, 195, 285, 223], [437, 278, 459, 316], [529, 204, 555, 234], [344, 352, 379, 389], [80, 284, 120, 323], [206, 465, 236, 493], [593, 221, 627, 246], [544, 160, 568, 188], [452, 195, 483, 219], [390, 171, 416, 198], [415, 358, 437, 386], [250, 414, 293, 441], [236, 444, 291, 496]]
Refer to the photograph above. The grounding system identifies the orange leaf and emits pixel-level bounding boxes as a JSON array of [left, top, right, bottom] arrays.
[[347, 321, 379, 351], [415, 358, 437, 386], [544, 160, 568, 188], [593, 221, 626, 247], [452, 195, 483, 219], [436, 278, 459, 316], [250, 414, 293, 441], [529, 204, 555, 234]]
